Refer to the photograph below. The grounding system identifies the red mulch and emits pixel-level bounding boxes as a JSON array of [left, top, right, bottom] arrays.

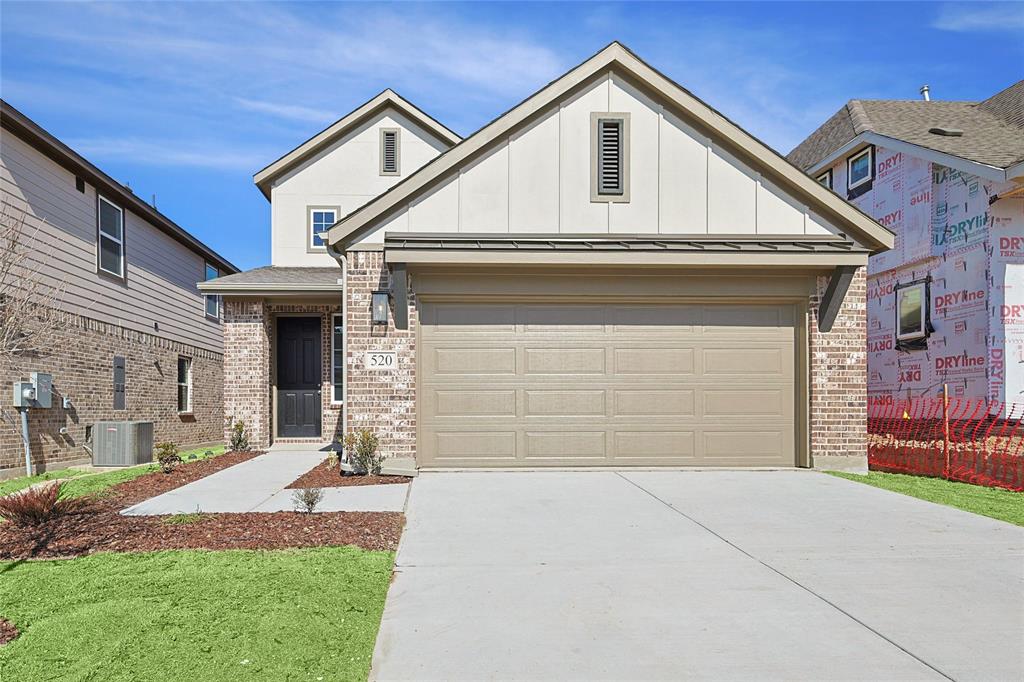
[[0, 452, 404, 560], [0, 618, 18, 646], [286, 458, 411, 489]]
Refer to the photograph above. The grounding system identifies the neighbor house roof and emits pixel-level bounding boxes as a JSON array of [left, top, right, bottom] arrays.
[[1, 99, 239, 274], [197, 266, 343, 295], [253, 89, 461, 199], [787, 80, 1024, 181], [328, 42, 894, 254]]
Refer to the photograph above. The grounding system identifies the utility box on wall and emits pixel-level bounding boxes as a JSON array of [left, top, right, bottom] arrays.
[[91, 421, 154, 467]]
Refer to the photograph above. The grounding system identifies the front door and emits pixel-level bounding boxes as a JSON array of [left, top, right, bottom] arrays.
[[277, 316, 322, 438]]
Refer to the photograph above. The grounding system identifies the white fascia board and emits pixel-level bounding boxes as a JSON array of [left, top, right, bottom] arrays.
[[805, 132, 1008, 183]]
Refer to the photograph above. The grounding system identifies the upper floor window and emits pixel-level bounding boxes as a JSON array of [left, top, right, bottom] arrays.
[[816, 169, 833, 190], [591, 112, 630, 202], [308, 207, 338, 251], [204, 262, 220, 320], [97, 196, 124, 278], [380, 128, 400, 175], [847, 147, 874, 191]]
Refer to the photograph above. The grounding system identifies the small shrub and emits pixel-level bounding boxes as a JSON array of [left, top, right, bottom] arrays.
[[0, 482, 86, 526], [343, 429, 385, 475], [155, 442, 182, 474], [326, 452, 339, 469], [229, 420, 249, 451], [292, 488, 323, 513], [162, 512, 204, 525]]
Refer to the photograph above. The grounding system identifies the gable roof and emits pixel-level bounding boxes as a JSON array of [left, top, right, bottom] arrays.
[[328, 42, 894, 253], [1, 99, 238, 274], [787, 80, 1024, 177], [253, 89, 461, 199]]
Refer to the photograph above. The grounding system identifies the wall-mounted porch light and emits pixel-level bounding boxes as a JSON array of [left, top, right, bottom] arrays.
[[371, 290, 390, 326]]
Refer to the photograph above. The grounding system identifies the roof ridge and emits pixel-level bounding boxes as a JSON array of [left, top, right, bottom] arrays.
[[846, 100, 873, 135]]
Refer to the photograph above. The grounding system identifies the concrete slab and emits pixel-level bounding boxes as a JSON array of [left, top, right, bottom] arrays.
[[371, 471, 1024, 681], [120, 451, 406, 515]]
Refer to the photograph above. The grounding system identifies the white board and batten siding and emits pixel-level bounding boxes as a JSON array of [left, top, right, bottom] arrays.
[[270, 108, 451, 266], [0, 132, 225, 353], [357, 73, 843, 244]]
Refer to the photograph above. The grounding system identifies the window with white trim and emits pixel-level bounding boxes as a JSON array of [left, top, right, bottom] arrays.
[[896, 282, 927, 341], [177, 356, 192, 413], [204, 262, 220, 319], [380, 128, 400, 175], [847, 147, 873, 190], [331, 313, 344, 403], [97, 196, 124, 277], [309, 208, 336, 250], [816, 169, 833, 190]]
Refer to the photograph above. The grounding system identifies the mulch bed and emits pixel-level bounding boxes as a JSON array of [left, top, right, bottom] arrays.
[[0, 618, 18, 646], [0, 452, 404, 561], [286, 458, 411, 489]]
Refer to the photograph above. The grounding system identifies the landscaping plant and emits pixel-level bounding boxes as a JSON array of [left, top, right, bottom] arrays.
[[154, 442, 182, 474], [292, 487, 324, 513], [0, 481, 86, 526], [228, 419, 249, 451], [343, 429, 385, 475]]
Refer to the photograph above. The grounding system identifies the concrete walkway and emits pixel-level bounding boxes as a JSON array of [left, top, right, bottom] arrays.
[[371, 470, 1024, 681], [121, 451, 408, 515]]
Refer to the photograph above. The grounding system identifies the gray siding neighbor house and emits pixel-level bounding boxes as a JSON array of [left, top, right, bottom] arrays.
[[0, 100, 238, 479]]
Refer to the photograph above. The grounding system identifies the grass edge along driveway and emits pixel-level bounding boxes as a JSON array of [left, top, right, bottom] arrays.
[[0, 546, 393, 682], [827, 470, 1024, 526]]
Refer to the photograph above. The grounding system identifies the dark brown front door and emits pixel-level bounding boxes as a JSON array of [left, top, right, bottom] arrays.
[[277, 316, 322, 438]]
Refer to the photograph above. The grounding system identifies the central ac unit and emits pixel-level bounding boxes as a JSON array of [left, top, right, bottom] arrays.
[[91, 421, 154, 466]]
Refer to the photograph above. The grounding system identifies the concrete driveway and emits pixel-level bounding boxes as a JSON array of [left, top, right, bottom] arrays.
[[371, 471, 1023, 681]]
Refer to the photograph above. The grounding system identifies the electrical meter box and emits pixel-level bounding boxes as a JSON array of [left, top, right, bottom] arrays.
[[31, 372, 52, 409]]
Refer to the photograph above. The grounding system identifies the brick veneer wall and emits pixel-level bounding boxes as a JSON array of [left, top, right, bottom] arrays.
[[345, 251, 417, 459], [222, 299, 271, 449], [1, 309, 224, 479], [808, 267, 868, 468]]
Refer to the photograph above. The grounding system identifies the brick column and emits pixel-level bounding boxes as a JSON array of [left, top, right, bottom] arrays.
[[808, 267, 868, 471], [223, 298, 271, 449]]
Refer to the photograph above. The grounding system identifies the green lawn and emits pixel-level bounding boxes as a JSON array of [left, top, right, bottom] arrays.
[[0, 547, 394, 681], [0, 445, 227, 498], [827, 471, 1024, 526]]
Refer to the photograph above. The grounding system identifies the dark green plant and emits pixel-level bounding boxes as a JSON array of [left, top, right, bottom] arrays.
[[342, 429, 385, 475], [229, 420, 249, 451], [154, 442, 182, 474]]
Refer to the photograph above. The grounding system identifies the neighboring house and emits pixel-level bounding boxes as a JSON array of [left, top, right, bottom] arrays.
[[204, 43, 893, 471], [788, 81, 1024, 416], [0, 101, 239, 479]]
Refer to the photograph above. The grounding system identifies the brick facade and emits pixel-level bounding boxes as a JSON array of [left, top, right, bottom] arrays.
[[809, 267, 868, 469], [1, 309, 224, 479]]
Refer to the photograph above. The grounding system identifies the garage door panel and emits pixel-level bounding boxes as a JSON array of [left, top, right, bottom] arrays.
[[524, 390, 605, 417], [419, 300, 796, 467], [614, 390, 695, 417]]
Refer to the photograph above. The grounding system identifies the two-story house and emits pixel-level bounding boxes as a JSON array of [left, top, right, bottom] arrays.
[[0, 101, 239, 479], [203, 43, 894, 472], [788, 81, 1024, 417]]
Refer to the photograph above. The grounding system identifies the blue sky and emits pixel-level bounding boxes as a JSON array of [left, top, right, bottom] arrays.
[[3, 1, 1022, 271]]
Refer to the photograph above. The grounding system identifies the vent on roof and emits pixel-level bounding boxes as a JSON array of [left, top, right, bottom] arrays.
[[598, 118, 624, 195], [928, 126, 964, 137], [380, 128, 400, 175]]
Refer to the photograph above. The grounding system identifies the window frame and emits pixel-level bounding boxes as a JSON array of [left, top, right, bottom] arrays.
[[177, 356, 193, 414], [307, 206, 340, 253], [96, 195, 126, 280], [204, 262, 220, 321], [590, 111, 631, 203], [379, 128, 401, 176], [895, 280, 928, 342], [816, 168, 833, 190], [846, 146, 874, 191], [331, 312, 344, 405]]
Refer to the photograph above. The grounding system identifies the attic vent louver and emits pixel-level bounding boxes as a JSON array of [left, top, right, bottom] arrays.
[[928, 126, 964, 137], [597, 118, 624, 195], [380, 128, 400, 175]]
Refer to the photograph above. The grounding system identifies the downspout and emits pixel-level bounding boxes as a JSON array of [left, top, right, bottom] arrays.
[[19, 407, 33, 476], [327, 242, 348, 453]]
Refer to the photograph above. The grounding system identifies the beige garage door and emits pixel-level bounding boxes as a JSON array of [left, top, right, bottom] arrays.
[[418, 301, 797, 468]]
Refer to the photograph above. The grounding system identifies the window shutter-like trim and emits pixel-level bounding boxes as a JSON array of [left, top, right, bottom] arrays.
[[590, 112, 630, 202], [380, 128, 400, 175]]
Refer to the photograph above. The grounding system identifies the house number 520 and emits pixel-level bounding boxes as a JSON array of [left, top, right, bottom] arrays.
[[365, 352, 397, 369]]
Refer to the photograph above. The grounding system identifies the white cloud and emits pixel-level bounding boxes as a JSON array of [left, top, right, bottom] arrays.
[[67, 137, 269, 171], [932, 3, 1024, 32], [234, 98, 335, 125]]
